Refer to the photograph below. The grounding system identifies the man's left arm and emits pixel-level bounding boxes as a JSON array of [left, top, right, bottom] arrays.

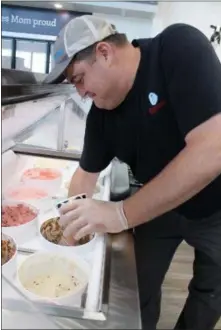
[[124, 24, 221, 227], [59, 113, 221, 238], [124, 114, 221, 227]]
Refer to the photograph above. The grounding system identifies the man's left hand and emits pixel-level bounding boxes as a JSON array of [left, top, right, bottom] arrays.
[[58, 199, 128, 240]]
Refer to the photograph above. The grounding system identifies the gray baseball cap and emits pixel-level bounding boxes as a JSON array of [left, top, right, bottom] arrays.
[[44, 15, 117, 84]]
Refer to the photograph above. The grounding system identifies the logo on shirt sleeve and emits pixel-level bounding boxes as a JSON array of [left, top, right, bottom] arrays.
[[148, 91, 167, 115]]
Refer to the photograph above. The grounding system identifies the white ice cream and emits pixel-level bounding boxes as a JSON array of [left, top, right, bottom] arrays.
[[23, 273, 81, 298]]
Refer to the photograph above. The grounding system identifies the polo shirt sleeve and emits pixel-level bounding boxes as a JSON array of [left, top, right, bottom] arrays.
[[80, 104, 113, 173], [161, 23, 221, 138]]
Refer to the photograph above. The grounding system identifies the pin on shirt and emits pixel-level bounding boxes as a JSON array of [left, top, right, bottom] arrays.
[[148, 92, 158, 106]]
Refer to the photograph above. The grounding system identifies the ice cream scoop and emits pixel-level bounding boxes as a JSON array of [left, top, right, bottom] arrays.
[[56, 193, 86, 210]]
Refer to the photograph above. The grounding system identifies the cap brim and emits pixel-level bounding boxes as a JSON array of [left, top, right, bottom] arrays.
[[43, 57, 72, 84]]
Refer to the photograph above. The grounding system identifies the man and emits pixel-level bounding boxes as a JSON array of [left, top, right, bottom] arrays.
[[45, 15, 221, 330]]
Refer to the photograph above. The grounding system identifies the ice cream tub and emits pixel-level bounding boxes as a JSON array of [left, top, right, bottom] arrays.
[[2, 233, 17, 281], [2, 201, 39, 245], [4, 184, 53, 212], [39, 217, 97, 261], [17, 252, 90, 306], [21, 168, 62, 194]]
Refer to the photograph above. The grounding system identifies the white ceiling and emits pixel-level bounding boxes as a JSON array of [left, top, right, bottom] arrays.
[[2, 1, 157, 19]]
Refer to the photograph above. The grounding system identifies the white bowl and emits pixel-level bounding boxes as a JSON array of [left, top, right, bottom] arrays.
[[17, 252, 90, 306], [39, 217, 97, 262], [21, 168, 62, 195], [4, 184, 53, 213], [2, 201, 39, 245], [2, 233, 17, 281]]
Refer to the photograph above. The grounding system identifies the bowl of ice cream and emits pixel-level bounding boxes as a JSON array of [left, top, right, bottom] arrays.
[[21, 167, 62, 194], [4, 184, 52, 212], [2, 233, 17, 280], [17, 252, 90, 305], [39, 217, 97, 260], [2, 201, 38, 244]]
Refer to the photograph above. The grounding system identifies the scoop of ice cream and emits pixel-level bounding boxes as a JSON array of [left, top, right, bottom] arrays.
[[2, 204, 37, 227], [1, 238, 16, 265], [40, 218, 63, 244], [6, 186, 48, 201], [40, 218, 94, 246], [22, 168, 61, 181]]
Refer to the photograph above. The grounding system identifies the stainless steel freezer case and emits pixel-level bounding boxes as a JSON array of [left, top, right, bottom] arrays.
[[1, 75, 141, 329]]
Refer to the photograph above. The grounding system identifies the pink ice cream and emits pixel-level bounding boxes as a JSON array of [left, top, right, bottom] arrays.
[[22, 168, 61, 181], [2, 204, 37, 227], [6, 186, 48, 200]]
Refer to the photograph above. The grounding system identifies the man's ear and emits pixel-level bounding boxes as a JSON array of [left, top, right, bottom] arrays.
[[95, 42, 113, 65]]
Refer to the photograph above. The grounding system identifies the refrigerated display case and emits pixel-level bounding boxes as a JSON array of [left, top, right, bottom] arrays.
[[2, 77, 141, 329]]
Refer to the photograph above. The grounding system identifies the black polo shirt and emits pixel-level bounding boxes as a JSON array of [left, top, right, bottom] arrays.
[[80, 23, 221, 220]]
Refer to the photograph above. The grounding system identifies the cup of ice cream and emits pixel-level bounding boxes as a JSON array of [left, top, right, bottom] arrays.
[[2, 233, 17, 280], [17, 252, 90, 306], [39, 217, 97, 261], [2, 201, 38, 244], [4, 184, 52, 212], [21, 168, 62, 195]]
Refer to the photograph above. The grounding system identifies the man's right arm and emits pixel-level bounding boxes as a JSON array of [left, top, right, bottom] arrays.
[[68, 166, 100, 198]]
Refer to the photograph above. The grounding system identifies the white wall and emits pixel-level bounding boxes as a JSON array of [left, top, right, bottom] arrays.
[[93, 13, 152, 41], [151, 2, 221, 60]]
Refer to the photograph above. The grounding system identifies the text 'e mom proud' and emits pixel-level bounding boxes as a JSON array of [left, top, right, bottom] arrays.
[[2, 14, 57, 28]]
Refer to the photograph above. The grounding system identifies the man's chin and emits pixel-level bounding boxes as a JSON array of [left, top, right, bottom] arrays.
[[94, 99, 117, 110]]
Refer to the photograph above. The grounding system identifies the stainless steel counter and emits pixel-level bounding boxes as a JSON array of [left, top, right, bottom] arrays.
[[51, 232, 141, 329]]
